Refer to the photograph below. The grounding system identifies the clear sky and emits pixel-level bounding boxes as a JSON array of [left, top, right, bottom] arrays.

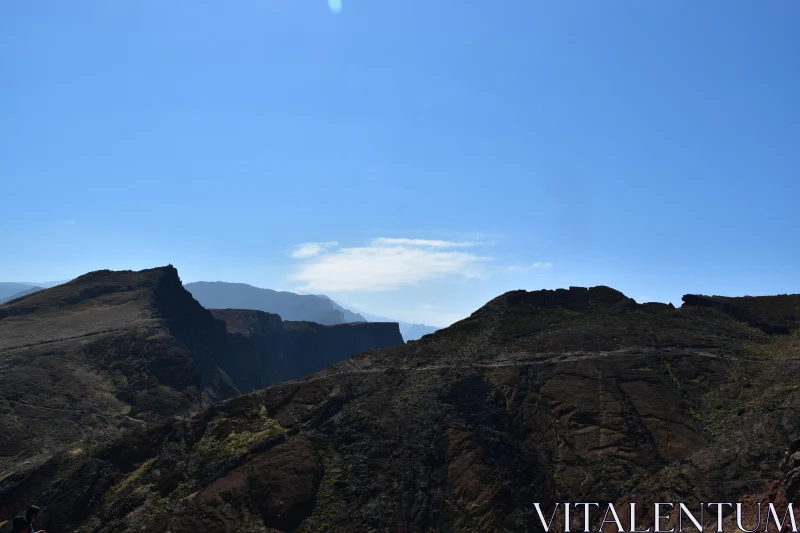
[[2, 0, 798, 326]]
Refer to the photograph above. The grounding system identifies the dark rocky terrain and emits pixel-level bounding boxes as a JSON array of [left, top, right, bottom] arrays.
[[2, 285, 799, 532], [0, 267, 402, 485], [185, 282, 367, 325]]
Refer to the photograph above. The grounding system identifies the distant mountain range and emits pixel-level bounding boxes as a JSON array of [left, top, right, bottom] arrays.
[[0, 279, 439, 340], [184, 281, 367, 325], [185, 281, 440, 341], [0, 280, 66, 304], [352, 309, 440, 341]]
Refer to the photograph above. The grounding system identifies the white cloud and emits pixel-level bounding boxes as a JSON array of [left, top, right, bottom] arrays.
[[289, 238, 490, 292], [371, 238, 479, 248], [505, 262, 553, 273], [290, 241, 339, 259]]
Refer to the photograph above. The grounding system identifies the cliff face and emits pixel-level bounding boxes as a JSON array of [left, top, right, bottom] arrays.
[[0, 265, 236, 477], [210, 308, 404, 393], [3, 286, 799, 533], [0, 267, 402, 483]]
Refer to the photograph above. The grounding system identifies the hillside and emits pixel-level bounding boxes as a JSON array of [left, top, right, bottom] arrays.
[[0, 267, 402, 482], [185, 281, 367, 325], [3, 286, 799, 532]]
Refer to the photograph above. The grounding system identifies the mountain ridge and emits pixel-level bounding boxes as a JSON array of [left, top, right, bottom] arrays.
[[3, 284, 798, 532], [184, 281, 367, 325], [0, 266, 402, 481]]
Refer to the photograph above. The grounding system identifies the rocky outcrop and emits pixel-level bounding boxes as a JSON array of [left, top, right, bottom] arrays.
[[682, 293, 800, 335], [784, 438, 800, 503], [211, 308, 403, 393], [2, 286, 799, 532]]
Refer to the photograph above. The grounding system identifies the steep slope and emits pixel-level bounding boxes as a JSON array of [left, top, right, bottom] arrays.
[[0, 266, 236, 477], [185, 281, 366, 324], [3, 287, 800, 533]]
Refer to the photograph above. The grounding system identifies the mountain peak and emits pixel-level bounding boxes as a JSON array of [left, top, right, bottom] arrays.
[[472, 285, 635, 320]]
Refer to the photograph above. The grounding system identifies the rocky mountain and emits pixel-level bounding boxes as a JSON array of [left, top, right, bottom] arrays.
[[209, 308, 402, 394], [185, 282, 367, 325], [3, 286, 799, 532], [0, 267, 402, 483], [183, 282, 439, 342]]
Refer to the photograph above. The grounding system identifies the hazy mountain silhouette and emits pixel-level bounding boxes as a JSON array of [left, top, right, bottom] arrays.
[[0, 280, 68, 303], [0, 285, 44, 304], [184, 281, 367, 325], [0, 282, 38, 302], [355, 309, 440, 341]]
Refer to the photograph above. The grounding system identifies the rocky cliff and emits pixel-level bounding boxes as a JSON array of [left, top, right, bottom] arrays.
[[212, 308, 403, 393], [0, 266, 234, 478], [2, 286, 799, 532], [0, 267, 403, 483]]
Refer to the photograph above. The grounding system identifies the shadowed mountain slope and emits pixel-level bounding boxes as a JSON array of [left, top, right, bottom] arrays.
[[0, 267, 402, 483], [211, 309, 402, 393], [2, 286, 799, 532]]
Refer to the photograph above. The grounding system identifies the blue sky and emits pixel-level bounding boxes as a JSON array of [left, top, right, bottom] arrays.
[[2, 0, 798, 326]]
